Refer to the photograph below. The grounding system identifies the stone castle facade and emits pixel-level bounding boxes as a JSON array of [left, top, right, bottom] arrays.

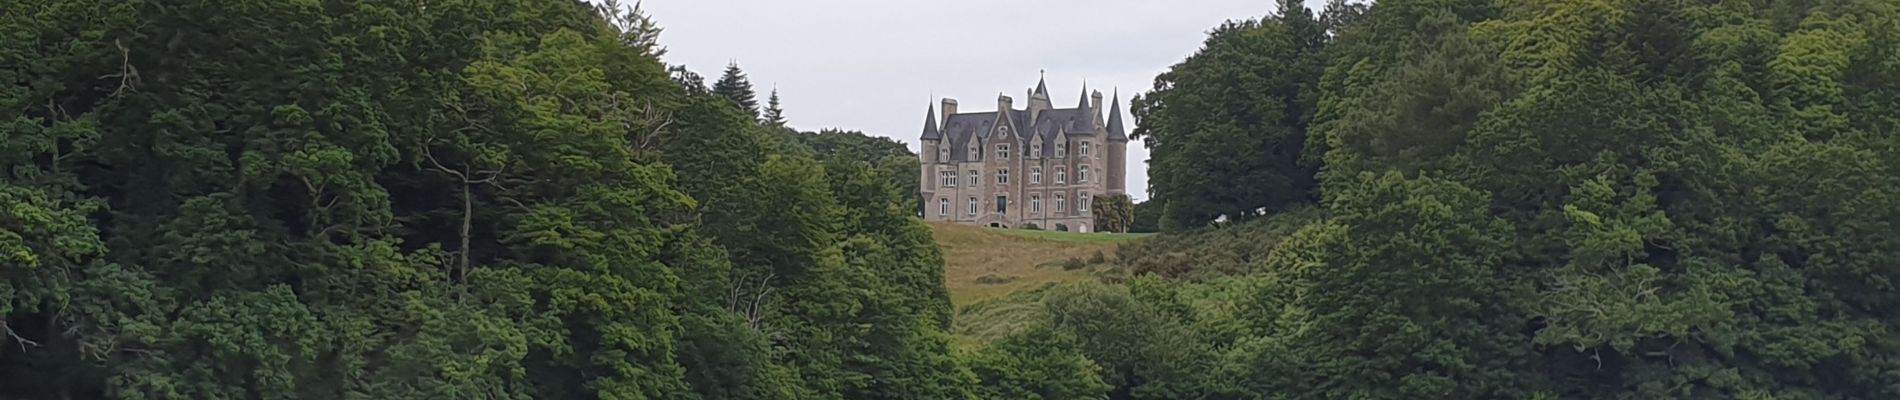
[[919, 77, 1128, 232]]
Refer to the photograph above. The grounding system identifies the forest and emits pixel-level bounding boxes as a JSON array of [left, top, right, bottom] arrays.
[[5, 0, 1900, 399]]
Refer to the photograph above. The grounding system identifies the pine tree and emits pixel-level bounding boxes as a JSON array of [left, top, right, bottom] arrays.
[[712, 61, 760, 118], [762, 87, 786, 127]]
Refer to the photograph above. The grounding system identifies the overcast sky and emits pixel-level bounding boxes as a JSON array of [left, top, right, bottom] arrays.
[[640, 1, 1326, 201]]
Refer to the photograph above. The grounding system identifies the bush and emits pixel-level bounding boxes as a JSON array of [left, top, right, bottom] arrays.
[[975, 274, 1016, 285], [1062, 258, 1087, 271], [1088, 250, 1107, 265]]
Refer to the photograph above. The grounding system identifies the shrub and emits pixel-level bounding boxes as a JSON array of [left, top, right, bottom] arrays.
[[975, 274, 1016, 285], [1088, 250, 1107, 265], [1022, 223, 1042, 230], [1062, 257, 1087, 271]]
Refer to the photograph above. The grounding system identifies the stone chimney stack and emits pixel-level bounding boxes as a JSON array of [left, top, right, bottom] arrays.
[[941, 98, 958, 125], [1091, 90, 1106, 125], [997, 93, 1014, 112]]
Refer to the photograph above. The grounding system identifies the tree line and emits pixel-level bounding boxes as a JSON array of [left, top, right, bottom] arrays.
[[0, 0, 986, 398], [986, 0, 1900, 398]]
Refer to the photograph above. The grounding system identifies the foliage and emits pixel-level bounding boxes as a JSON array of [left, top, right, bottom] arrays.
[[712, 62, 761, 119], [1134, 2, 1328, 230], [0, 1, 974, 399], [1090, 194, 1136, 233]]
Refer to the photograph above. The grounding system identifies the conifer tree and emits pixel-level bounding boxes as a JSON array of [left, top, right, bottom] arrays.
[[762, 87, 787, 127], [712, 61, 761, 118]]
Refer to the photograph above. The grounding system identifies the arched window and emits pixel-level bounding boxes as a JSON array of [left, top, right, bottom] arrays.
[[938, 198, 949, 216]]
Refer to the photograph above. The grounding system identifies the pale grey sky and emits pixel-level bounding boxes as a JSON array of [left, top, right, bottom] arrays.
[[640, 1, 1326, 201]]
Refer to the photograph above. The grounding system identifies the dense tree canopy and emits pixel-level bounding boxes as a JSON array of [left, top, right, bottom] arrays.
[[0, 1, 976, 399]]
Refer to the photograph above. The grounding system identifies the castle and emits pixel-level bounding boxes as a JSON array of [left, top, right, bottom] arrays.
[[919, 76, 1128, 232]]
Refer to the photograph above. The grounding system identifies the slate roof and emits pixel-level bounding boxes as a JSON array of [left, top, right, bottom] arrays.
[[920, 103, 940, 140], [926, 79, 1128, 162]]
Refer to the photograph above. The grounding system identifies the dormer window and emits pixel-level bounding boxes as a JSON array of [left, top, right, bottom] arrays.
[[969, 146, 979, 160], [938, 148, 949, 162], [997, 144, 1010, 159], [1056, 142, 1067, 158], [1032, 143, 1042, 157]]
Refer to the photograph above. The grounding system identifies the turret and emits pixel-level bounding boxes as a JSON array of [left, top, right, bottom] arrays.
[[1027, 74, 1052, 121]]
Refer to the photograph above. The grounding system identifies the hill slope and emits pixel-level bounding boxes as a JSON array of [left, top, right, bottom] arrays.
[[927, 222, 1150, 307]]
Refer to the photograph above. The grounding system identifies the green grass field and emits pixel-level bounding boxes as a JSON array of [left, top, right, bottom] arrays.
[[927, 222, 1148, 307]]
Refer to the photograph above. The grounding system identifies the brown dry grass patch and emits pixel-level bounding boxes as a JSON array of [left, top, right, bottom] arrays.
[[928, 222, 1145, 307]]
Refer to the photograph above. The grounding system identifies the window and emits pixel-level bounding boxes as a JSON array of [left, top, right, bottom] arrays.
[[998, 169, 1009, 184], [996, 195, 1007, 213], [1079, 166, 1090, 183], [1080, 191, 1091, 211], [969, 146, 979, 160], [938, 148, 949, 162], [967, 170, 979, 186], [997, 144, 1010, 159], [1030, 194, 1042, 213], [1056, 142, 1067, 158], [1055, 193, 1067, 212], [1055, 168, 1067, 184], [938, 198, 949, 216], [1031, 167, 1042, 184], [938, 171, 957, 187], [1032, 143, 1042, 157], [1081, 141, 1092, 157], [968, 197, 979, 215]]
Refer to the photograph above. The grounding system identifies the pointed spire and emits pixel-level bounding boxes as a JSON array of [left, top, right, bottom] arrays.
[[921, 102, 941, 140], [1077, 81, 1091, 109], [1107, 88, 1128, 141], [1034, 70, 1050, 98]]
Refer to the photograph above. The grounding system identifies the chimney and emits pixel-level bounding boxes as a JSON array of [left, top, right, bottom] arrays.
[[998, 93, 1014, 112], [941, 98, 958, 125], [1091, 90, 1106, 124]]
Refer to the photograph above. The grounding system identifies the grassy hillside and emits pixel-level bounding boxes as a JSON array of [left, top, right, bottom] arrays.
[[927, 222, 1150, 307]]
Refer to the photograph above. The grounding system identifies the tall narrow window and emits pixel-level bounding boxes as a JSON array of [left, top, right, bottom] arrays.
[[998, 169, 1009, 184], [1080, 191, 1091, 211], [1078, 165, 1090, 183], [1081, 141, 1092, 157], [938, 198, 949, 216], [938, 148, 949, 161], [1031, 167, 1042, 184], [996, 196, 1007, 214], [1030, 194, 1042, 213], [997, 144, 1010, 159], [1032, 143, 1042, 158], [1056, 143, 1067, 158], [968, 170, 979, 186], [968, 197, 978, 215], [1055, 168, 1067, 184], [969, 146, 979, 160], [1055, 193, 1067, 212]]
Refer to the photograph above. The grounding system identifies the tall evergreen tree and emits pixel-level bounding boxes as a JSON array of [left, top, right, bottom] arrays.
[[763, 87, 787, 127], [712, 61, 761, 118]]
